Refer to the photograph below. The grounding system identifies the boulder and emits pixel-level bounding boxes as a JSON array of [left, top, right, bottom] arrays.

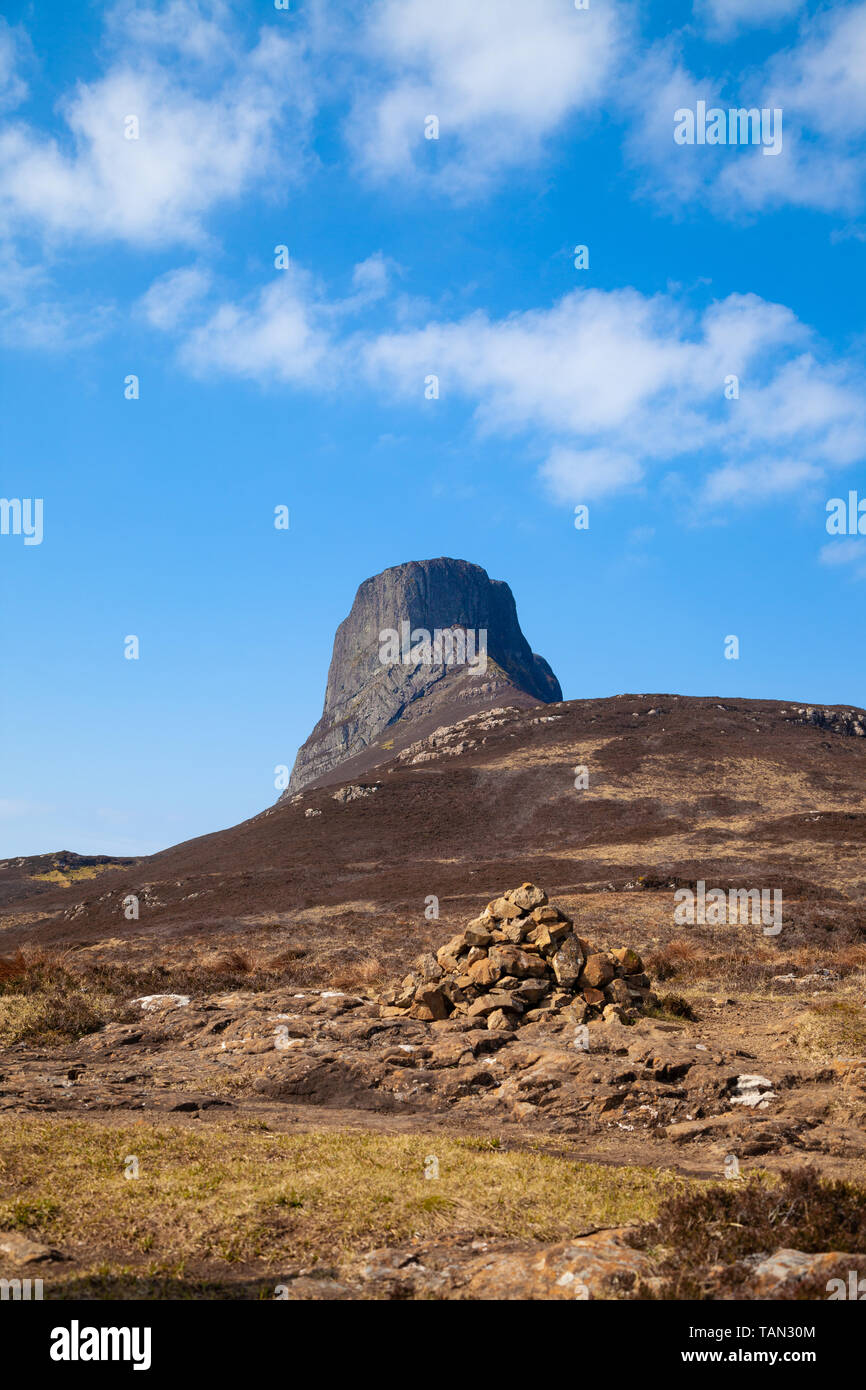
[[465, 919, 494, 945], [467, 956, 502, 988], [490, 946, 547, 979], [749, 1249, 866, 1299], [580, 954, 615, 989], [507, 883, 548, 911], [416, 952, 443, 983], [437, 935, 468, 970], [487, 1008, 519, 1032], [487, 896, 525, 921], [440, 978, 468, 1007], [606, 978, 632, 1007], [528, 920, 572, 950], [551, 936, 584, 988], [531, 904, 571, 927], [611, 947, 643, 975], [393, 977, 417, 1009], [469, 992, 525, 1018], [0, 1232, 58, 1264], [511, 978, 551, 1006], [501, 919, 529, 944], [414, 983, 451, 1019]]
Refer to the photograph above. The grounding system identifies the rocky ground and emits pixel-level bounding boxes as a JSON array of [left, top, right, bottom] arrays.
[[3, 974, 864, 1176], [2, 885, 865, 1297], [2, 972, 865, 1297], [2, 696, 866, 1299]]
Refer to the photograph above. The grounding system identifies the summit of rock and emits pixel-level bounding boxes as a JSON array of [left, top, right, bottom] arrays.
[[285, 558, 562, 795]]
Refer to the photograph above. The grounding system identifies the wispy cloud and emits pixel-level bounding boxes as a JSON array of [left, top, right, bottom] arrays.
[[154, 263, 866, 509], [694, 0, 805, 41], [0, 242, 114, 348], [139, 264, 212, 330], [0, 1, 316, 349], [362, 288, 866, 505], [0, 798, 57, 817], [819, 539, 866, 579], [152, 250, 401, 385], [626, 3, 866, 218], [0, 18, 30, 113], [346, 0, 624, 196], [175, 263, 335, 386], [0, 1, 314, 249]]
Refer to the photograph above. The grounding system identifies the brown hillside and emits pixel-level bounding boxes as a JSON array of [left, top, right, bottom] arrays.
[[3, 693, 864, 983]]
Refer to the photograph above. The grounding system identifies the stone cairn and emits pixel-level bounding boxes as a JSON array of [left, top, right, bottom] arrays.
[[379, 883, 656, 1030]]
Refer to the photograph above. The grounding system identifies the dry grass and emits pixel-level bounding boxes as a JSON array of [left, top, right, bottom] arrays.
[[790, 943, 866, 975], [0, 945, 315, 1012], [327, 958, 388, 992], [0, 1115, 686, 1294], [0, 950, 28, 985], [647, 993, 698, 1022], [0, 950, 133, 1044], [789, 1000, 866, 1059], [645, 936, 866, 999], [0, 943, 392, 1050], [646, 939, 701, 981], [0, 987, 131, 1046], [0, 948, 289, 1046]]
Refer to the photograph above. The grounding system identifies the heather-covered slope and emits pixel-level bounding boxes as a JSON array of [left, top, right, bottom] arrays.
[[4, 695, 865, 978]]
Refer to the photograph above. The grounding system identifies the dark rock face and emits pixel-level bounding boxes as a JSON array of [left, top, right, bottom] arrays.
[[286, 558, 562, 795]]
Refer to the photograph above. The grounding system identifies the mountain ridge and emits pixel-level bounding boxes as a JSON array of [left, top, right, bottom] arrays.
[[285, 557, 562, 794]]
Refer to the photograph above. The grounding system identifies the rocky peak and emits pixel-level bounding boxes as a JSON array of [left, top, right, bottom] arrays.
[[286, 558, 561, 795]]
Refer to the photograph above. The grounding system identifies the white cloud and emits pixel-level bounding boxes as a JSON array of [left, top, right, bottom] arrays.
[[0, 20, 29, 112], [364, 288, 691, 441], [350, 0, 624, 194], [715, 3, 866, 215], [702, 458, 823, 504], [350, 251, 394, 301], [176, 265, 334, 385], [363, 286, 865, 506], [345, 0, 866, 216], [628, 4, 866, 217], [819, 539, 866, 579], [152, 251, 400, 382], [695, 0, 805, 40], [0, 243, 114, 349], [105, 0, 239, 65], [770, 3, 866, 141], [0, 3, 314, 248], [342, 0, 866, 217], [168, 267, 866, 510], [0, 3, 317, 346], [542, 446, 644, 501], [139, 265, 212, 330]]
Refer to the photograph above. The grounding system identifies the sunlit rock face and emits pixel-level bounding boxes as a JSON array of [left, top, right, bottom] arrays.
[[285, 557, 561, 795]]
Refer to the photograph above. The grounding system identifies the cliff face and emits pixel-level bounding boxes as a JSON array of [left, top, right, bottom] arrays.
[[285, 558, 562, 794]]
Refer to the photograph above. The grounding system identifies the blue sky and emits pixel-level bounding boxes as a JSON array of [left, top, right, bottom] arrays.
[[1, 0, 865, 857]]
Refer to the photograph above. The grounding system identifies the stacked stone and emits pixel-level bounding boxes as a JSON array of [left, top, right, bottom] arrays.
[[379, 883, 655, 1030]]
